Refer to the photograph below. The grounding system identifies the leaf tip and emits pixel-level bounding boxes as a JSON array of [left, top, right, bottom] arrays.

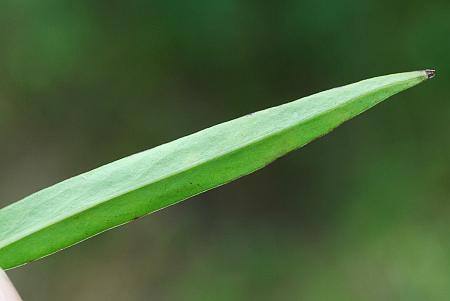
[[425, 69, 436, 79]]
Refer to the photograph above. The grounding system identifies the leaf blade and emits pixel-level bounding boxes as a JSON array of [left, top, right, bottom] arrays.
[[0, 70, 431, 269]]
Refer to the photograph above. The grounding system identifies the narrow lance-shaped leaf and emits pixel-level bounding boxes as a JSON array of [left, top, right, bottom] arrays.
[[0, 70, 435, 269]]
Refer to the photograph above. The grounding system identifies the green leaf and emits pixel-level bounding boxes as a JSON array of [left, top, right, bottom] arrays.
[[0, 70, 434, 269]]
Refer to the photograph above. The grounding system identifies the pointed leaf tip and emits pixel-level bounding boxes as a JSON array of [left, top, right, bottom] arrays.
[[425, 69, 436, 79]]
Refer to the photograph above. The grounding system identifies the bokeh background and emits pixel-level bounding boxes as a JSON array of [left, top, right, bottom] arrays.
[[0, 1, 449, 300]]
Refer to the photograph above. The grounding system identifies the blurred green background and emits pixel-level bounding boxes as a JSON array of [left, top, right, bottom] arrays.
[[0, 0, 448, 300]]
